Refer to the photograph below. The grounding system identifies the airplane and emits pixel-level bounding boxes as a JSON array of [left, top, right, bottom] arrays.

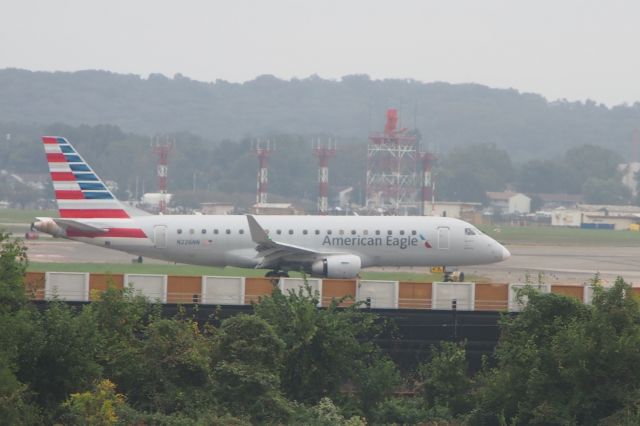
[[32, 136, 510, 280]]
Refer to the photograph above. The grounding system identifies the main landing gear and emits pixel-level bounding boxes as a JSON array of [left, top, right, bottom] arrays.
[[264, 270, 290, 278]]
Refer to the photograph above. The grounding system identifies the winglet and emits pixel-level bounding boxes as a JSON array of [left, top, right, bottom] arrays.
[[246, 215, 270, 244]]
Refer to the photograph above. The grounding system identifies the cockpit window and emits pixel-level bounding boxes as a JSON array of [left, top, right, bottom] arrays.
[[465, 228, 477, 236]]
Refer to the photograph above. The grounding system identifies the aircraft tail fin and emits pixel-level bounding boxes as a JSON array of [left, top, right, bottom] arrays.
[[42, 136, 141, 219]]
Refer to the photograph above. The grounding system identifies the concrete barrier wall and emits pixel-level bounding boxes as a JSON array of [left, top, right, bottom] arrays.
[[475, 283, 509, 311], [398, 282, 432, 309], [45, 272, 89, 301], [167, 276, 202, 304], [202, 276, 244, 305], [432, 282, 475, 311], [244, 277, 274, 304], [25, 272, 640, 312], [124, 274, 167, 303], [322, 279, 356, 307], [508, 283, 551, 312], [551, 284, 584, 302], [25, 271, 46, 300], [89, 274, 124, 300], [279, 278, 322, 307], [357, 280, 398, 309]]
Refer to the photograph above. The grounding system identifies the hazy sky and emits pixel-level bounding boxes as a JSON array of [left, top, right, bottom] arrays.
[[2, 0, 639, 106]]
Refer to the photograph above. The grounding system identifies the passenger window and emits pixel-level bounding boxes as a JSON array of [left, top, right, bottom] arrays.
[[375, 230, 380, 235], [239, 229, 244, 234], [201, 229, 207, 234], [289, 230, 294, 235], [400, 230, 405, 235], [351, 230, 356, 235], [387, 230, 392, 236], [315, 230, 320, 235], [411, 230, 417, 235], [177, 229, 183, 234], [327, 230, 332, 235], [363, 230, 369, 235], [303, 230, 308, 235], [213, 229, 219, 234], [189, 229, 194, 235], [277, 230, 282, 235], [225, 229, 231, 234]]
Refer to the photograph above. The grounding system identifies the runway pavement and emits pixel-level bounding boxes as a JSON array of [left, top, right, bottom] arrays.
[[23, 238, 640, 285]]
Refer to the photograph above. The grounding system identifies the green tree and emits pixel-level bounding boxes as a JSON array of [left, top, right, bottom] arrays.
[[418, 341, 472, 417], [564, 144, 623, 193], [470, 279, 640, 425], [253, 284, 389, 404], [437, 143, 513, 202], [0, 232, 42, 424], [0, 231, 28, 312], [351, 356, 401, 418], [18, 303, 102, 410], [582, 177, 631, 204], [516, 159, 571, 193], [61, 379, 125, 426], [211, 314, 292, 423], [132, 318, 213, 413], [87, 285, 159, 408]]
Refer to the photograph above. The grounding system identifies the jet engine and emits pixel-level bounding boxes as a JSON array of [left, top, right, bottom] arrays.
[[31, 218, 65, 237], [311, 254, 361, 279]]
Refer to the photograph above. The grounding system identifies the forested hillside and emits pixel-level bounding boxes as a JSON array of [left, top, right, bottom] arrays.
[[2, 68, 640, 159]]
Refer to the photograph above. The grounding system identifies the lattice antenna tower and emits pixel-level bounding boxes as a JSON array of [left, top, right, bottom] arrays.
[[313, 138, 337, 215], [253, 139, 274, 204], [366, 108, 420, 214], [151, 136, 174, 214]]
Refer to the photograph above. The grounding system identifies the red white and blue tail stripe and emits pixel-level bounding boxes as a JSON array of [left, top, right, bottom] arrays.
[[43, 136, 131, 219]]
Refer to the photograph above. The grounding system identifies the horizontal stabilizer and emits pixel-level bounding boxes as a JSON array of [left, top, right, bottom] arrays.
[[48, 218, 107, 234]]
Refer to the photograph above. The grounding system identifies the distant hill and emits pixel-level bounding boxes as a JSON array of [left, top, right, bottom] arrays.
[[2, 68, 639, 159]]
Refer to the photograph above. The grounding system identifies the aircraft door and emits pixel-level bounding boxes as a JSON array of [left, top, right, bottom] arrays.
[[437, 227, 450, 250], [154, 225, 167, 248]]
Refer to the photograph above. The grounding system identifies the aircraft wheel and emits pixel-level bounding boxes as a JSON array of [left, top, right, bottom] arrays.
[[265, 270, 290, 278]]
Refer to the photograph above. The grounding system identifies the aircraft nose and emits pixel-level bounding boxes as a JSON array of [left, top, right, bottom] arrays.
[[501, 245, 511, 260]]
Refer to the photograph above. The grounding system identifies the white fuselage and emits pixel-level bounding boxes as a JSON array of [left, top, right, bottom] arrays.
[[65, 214, 509, 270]]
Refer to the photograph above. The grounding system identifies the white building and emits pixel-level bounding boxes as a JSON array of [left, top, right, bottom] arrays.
[[200, 202, 235, 215], [552, 204, 640, 230], [486, 191, 531, 214], [429, 201, 482, 222]]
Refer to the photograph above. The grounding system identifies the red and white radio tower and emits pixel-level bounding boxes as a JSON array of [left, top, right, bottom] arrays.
[[366, 108, 419, 213], [151, 138, 173, 214], [421, 151, 436, 215], [254, 139, 273, 204], [314, 139, 337, 215]]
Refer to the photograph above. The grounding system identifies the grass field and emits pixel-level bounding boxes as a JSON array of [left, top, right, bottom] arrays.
[[479, 225, 640, 246], [26, 262, 448, 282], [0, 209, 57, 223]]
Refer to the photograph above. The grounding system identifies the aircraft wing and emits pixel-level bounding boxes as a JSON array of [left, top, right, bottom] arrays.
[[246, 215, 340, 269]]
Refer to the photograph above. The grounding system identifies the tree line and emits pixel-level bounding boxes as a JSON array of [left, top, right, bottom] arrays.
[[2, 232, 640, 424], [1, 69, 640, 161]]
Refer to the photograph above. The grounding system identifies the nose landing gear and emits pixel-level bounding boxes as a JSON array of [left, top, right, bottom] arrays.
[[442, 267, 465, 282]]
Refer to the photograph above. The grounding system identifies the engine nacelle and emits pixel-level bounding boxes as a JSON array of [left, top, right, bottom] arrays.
[[311, 254, 361, 279], [31, 218, 65, 237]]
